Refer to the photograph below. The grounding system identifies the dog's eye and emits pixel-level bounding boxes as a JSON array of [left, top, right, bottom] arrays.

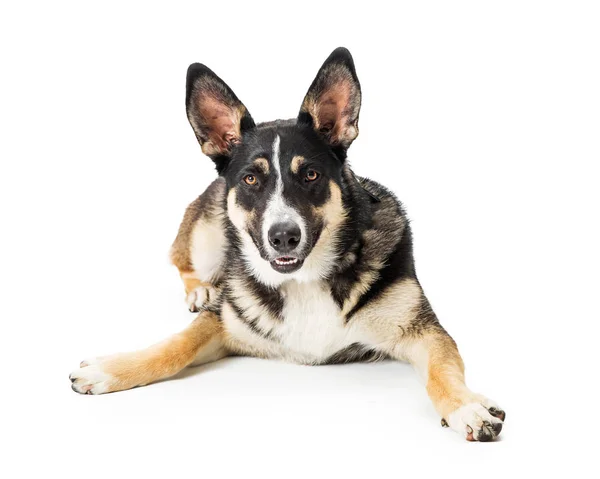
[[244, 174, 257, 186], [305, 170, 319, 182]]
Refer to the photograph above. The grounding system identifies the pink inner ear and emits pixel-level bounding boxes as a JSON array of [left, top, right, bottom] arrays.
[[315, 79, 355, 143], [199, 95, 241, 152]]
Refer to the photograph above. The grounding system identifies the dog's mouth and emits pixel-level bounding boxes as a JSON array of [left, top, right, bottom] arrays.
[[270, 256, 304, 273]]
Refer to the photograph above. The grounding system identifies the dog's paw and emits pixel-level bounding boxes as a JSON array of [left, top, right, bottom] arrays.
[[69, 357, 115, 395], [186, 285, 218, 312], [446, 398, 505, 442]]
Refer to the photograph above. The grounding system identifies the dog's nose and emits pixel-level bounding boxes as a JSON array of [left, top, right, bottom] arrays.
[[268, 221, 301, 253]]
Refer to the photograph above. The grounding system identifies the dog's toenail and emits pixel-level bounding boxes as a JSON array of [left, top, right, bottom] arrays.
[[489, 407, 506, 421], [441, 418, 449, 427]]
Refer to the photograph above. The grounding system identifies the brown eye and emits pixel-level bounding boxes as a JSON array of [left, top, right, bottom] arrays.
[[244, 174, 257, 186], [305, 170, 319, 182]]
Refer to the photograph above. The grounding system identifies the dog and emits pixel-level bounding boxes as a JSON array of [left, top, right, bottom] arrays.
[[69, 48, 505, 442]]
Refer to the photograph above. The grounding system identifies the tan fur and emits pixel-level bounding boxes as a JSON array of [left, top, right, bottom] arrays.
[[180, 272, 214, 295], [84, 312, 225, 393], [297, 181, 347, 277], [170, 178, 226, 274], [170, 179, 226, 297], [351, 278, 423, 336], [349, 278, 478, 421], [424, 333, 471, 419], [227, 189, 248, 230], [396, 330, 485, 424], [253, 157, 270, 174], [170, 197, 204, 272], [70, 49, 504, 439], [312, 181, 345, 223], [72, 177, 502, 439], [290, 155, 305, 174]]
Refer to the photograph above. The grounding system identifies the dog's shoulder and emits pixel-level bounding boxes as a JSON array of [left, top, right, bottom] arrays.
[[330, 172, 415, 315]]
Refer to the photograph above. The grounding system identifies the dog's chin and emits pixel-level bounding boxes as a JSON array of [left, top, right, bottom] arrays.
[[269, 256, 304, 274]]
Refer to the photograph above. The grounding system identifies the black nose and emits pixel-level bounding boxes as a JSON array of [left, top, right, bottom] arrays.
[[268, 221, 301, 253]]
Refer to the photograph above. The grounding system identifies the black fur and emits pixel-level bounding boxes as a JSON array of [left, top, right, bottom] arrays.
[[187, 47, 442, 357], [228, 297, 275, 340], [323, 343, 388, 365]]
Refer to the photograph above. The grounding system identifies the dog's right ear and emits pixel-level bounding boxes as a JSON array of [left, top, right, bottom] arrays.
[[298, 47, 361, 161], [186, 64, 255, 171]]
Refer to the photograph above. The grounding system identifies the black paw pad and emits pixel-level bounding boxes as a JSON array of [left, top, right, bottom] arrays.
[[477, 422, 495, 442]]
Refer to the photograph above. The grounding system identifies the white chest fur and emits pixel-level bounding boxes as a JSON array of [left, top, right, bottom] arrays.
[[278, 281, 358, 361], [224, 280, 361, 364]]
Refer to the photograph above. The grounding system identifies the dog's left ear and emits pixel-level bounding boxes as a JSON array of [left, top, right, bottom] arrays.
[[186, 63, 255, 171], [298, 47, 362, 159]]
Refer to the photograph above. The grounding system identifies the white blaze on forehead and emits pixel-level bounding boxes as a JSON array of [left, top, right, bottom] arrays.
[[271, 135, 283, 199], [262, 135, 306, 254]]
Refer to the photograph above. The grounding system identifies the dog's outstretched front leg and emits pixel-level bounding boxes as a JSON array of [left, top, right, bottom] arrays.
[[357, 278, 505, 441], [402, 328, 506, 442], [69, 311, 227, 394]]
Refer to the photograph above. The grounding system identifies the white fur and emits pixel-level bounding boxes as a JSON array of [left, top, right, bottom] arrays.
[[238, 230, 334, 287], [186, 284, 217, 311], [69, 358, 112, 395], [190, 337, 229, 366], [261, 135, 307, 257], [447, 401, 503, 439], [228, 134, 342, 287], [190, 216, 225, 283], [223, 279, 363, 364], [276, 280, 359, 361]]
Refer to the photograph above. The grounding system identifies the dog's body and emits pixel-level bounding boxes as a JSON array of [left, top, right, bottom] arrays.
[[70, 48, 505, 441], [173, 171, 412, 366]]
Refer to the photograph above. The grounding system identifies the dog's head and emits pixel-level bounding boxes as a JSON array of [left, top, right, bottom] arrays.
[[185, 48, 361, 286]]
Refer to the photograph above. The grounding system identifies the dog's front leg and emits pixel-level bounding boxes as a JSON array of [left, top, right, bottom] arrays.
[[179, 271, 221, 313], [355, 279, 505, 441], [69, 311, 227, 394], [400, 328, 506, 441]]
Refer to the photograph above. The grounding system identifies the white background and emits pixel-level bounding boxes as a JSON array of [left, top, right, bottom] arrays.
[[2, 1, 599, 477]]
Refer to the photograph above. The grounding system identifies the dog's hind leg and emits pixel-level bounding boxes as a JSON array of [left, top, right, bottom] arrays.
[[170, 178, 227, 312], [69, 311, 228, 395]]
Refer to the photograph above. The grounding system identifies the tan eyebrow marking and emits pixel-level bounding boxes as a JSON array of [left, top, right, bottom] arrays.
[[291, 155, 305, 174], [253, 157, 269, 174]]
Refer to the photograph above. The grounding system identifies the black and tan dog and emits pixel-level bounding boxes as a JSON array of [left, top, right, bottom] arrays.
[[70, 48, 505, 441]]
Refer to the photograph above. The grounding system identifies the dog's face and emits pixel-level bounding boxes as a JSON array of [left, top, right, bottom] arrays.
[[225, 124, 347, 284], [185, 48, 361, 285]]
